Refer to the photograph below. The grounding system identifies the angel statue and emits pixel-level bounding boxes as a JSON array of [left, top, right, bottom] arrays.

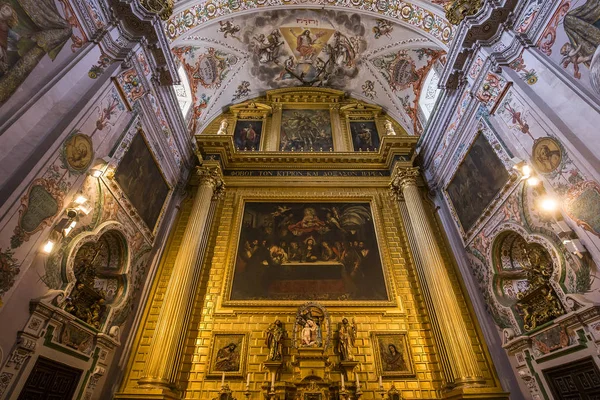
[[338, 317, 357, 361], [265, 319, 285, 361]]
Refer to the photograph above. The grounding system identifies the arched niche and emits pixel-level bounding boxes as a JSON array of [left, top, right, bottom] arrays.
[[490, 229, 566, 332], [62, 223, 131, 331]]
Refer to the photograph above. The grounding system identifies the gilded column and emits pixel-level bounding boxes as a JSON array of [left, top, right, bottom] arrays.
[[139, 165, 224, 390], [391, 166, 483, 386]]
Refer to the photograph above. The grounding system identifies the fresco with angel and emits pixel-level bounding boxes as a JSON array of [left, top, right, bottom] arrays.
[[230, 202, 388, 301]]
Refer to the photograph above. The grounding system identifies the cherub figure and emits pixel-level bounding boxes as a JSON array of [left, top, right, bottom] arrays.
[[218, 20, 240, 39]]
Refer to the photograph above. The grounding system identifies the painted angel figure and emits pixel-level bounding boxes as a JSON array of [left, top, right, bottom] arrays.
[[265, 319, 285, 361], [337, 317, 357, 361]]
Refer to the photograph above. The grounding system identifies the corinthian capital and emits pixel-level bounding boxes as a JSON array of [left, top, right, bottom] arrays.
[[390, 167, 420, 195], [196, 165, 225, 198]]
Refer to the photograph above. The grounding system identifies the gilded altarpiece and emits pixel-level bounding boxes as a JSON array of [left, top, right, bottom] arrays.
[[117, 89, 505, 400]]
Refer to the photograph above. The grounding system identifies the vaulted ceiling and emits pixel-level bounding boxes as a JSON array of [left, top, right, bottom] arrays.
[[166, 1, 454, 136]]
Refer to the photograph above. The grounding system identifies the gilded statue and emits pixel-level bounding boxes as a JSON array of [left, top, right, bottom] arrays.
[[337, 317, 357, 361], [265, 319, 285, 361]]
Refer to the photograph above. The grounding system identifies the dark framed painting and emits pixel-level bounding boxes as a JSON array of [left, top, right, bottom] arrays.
[[371, 332, 414, 377], [208, 333, 248, 377], [233, 120, 263, 150], [445, 132, 510, 233], [229, 202, 388, 301], [114, 132, 170, 231], [280, 109, 333, 151], [350, 121, 380, 151]]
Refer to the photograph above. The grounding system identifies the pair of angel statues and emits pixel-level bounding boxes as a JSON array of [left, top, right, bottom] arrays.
[[264, 317, 357, 361]]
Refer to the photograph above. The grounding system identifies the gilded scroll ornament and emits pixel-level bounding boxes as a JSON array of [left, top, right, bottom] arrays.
[[139, 0, 174, 21], [445, 0, 483, 25]]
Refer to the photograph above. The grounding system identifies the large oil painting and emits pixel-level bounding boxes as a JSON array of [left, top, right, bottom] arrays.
[[350, 121, 380, 151], [446, 133, 510, 233], [280, 109, 333, 151], [371, 332, 414, 377], [208, 333, 248, 377], [114, 132, 170, 231], [0, 0, 72, 103], [233, 120, 263, 150], [230, 202, 388, 301]]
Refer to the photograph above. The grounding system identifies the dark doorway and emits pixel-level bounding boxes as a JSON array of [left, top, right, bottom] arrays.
[[17, 356, 82, 400], [544, 357, 600, 399]]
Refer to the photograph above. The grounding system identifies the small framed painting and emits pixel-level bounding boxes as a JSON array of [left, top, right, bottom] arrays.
[[371, 332, 414, 377], [349, 121, 380, 151], [233, 120, 264, 151], [207, 333, 249, 378]]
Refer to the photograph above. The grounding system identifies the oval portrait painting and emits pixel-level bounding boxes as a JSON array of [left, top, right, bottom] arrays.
[[64, 133, 94, 172], [532, 137, 562, 174]]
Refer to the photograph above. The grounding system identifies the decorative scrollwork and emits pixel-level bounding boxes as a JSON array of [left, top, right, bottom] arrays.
[[444, 0, 483, 25], [139, 0, 174, 21]]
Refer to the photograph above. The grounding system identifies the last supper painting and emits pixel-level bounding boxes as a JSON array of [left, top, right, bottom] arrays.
[[230, 202, 388, 301]]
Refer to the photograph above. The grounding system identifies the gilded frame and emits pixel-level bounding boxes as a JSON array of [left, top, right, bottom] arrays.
[[371, 331, 415, 378], [345, 119, 382, 152], [207, 332, 249, 378], [221, 189, 397, 308]]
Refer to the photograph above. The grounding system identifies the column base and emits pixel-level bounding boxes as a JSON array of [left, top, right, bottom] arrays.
[[442, 386, 509, 400], [114, 387, 180, 400]]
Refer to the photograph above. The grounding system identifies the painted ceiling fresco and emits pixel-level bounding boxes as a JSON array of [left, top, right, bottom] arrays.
[[171, 8, 446, 136]]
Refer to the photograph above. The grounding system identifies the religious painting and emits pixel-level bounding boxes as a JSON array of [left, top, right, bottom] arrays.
[[280, 109, 333, 151], [350, 121, 380, 151], [233, 119, 263, 150], [0, 0, 73, 104], [208, 333, 248, 377], [537, 0, 600, 97], [532, 137, 562, 173], [371, 332, 414, 377], [114, 132, 170, 231], [230, 202, 388, 301], [446, 133, 510, 233], [292, 302, 332, 350], [565, 180, 600, 237], [63, 133, 94, 172]]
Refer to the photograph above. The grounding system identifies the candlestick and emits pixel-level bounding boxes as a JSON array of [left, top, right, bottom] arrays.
[[221, 372, 225, 387], [355, 372, 359, 388], [271, 372, 275, 389], [246, 373, 250, 387], [378, 375, 383, 388], [341, 373, 345, 390]]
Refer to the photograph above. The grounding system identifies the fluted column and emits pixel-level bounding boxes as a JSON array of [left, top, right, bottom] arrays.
[[139, 165, 224, 389], [391, 167, 483, 387]]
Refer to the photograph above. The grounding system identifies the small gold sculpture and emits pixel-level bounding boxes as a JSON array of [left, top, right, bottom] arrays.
[[265, 319, 285, 361], [444, 0, 483, 25], [139, 0, 174, 21], [337, 317, 357, 361]]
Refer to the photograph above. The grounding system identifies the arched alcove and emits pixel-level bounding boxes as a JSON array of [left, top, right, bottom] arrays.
[[63, 229, 128, 330], [491, 230, 565, 332]]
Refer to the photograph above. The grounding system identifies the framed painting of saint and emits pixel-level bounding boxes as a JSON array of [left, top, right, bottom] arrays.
[[349, 121, 380, 151], [445, 132, 510, 233], [229, 201, 389, 302], [207, 333, 248, 378], [233, 120, 263, 151], [371, 332, 414, 377], [280, 109, 333, 151], [114, 131, 170, 231]]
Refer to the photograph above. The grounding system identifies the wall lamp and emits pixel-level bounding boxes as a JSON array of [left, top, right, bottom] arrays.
[[41, 194, 92, 254], [88, 157, 112, 178]]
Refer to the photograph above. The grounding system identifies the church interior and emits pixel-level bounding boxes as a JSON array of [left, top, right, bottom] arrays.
[[2, 0, 600, 399]]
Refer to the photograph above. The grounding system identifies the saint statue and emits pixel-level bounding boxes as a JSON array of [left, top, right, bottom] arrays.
[[217, 118, 229, 135], [384, 120, 396, 136], [265, 319, 285, 361], [337, 317, 357, 361]]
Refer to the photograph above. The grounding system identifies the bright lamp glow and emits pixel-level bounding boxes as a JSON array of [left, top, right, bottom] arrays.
[[540, 197, 558, 212], [74, 195, 88, 204], [521, 165, 532, 176], [527, 176, 540, 186], [90, 169, 103, 178], [42, 240, 55, 254]]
